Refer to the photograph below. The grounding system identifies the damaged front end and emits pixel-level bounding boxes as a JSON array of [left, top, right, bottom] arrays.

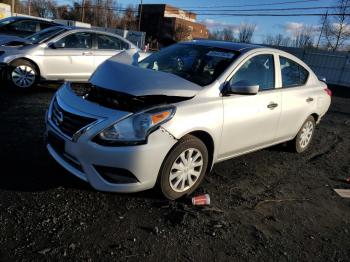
[[71, 83, 192, 112]]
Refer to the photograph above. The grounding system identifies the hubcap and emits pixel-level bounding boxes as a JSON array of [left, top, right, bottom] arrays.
[[299, 120, 314, 149], [169, 148, 203, 193], [11, 65, 36, 88]]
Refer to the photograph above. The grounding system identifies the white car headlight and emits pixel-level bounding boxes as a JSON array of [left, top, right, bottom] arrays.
[[94, 106, 175, 145]]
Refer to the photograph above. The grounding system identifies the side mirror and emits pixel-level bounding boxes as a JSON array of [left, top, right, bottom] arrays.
[[226, 80, 259, 95], [48, 42, 65, 49], [318, 75, 327, 83]]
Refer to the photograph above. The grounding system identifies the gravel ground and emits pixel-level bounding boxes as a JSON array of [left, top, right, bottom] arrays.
[[0, 84, 349, 261]]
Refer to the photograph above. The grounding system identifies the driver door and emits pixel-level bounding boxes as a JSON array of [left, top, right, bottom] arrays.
[[43, 32, 95, 81], [218, 53, 282, 159]]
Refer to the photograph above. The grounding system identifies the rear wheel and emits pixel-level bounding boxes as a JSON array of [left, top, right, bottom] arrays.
[[289, 116, 316, 153], [7, 60, 39, 90], [158, 135, 208, 200]]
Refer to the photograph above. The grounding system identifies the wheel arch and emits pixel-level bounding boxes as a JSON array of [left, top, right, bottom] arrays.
[[187, 130, 215, 174], [311, 113, 319, 124], [9, 57, 41, 77]]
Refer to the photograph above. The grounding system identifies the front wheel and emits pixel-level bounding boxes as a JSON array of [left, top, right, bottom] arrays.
[[158, 135, 208, 200], [289, 116, 316, 153], [7, 60, 39, 90]]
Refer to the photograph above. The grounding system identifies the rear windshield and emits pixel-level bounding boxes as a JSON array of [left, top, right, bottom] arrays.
[[139, 43, 238, 86]]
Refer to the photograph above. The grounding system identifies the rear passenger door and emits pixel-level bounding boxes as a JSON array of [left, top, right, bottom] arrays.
[[93, 33, 130, 68], [275, 56, 313, 141]]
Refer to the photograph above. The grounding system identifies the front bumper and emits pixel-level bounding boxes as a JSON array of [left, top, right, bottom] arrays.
[[45, 87, 177, 193]]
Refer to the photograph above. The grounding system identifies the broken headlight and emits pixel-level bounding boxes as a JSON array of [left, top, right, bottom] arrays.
[[94, 106, 175, 145]]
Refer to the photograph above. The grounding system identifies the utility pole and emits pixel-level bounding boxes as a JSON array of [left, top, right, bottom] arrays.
[[316, 10, 328, 49], [138, 0, 143, 31], [81, 0, 85, 22], [28, 0, 31, 16], [11, 0, 15, 16]]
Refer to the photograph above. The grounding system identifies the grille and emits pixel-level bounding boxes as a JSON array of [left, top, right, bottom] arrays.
[[51, 99, 96, 138]]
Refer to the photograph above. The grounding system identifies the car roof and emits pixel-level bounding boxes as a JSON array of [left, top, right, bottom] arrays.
[[184, 39, 263, 52], [9, 16, 57, 24]]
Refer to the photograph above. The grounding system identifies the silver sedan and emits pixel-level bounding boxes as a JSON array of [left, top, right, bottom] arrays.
[[45, 40, 331, 199], [0, 26, 141, 89]]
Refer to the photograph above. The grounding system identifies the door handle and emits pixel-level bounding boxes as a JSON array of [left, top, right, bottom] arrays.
[[82, 51, 93, 55], [306, 97, 314, 103], [267, 102, 278, 109]]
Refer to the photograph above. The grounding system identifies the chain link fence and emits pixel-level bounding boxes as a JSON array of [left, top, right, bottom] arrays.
[[273, 46, 350, 87]]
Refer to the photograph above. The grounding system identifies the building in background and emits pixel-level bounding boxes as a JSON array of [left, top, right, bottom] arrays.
[[0, 3, 11, 19], [138, 4, 208, 48]]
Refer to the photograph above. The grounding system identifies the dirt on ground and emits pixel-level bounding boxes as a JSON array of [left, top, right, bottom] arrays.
[[0, 84, 349, 261]]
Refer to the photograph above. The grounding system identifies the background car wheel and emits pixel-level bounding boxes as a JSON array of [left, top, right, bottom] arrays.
[[289, 116, 316, 153], [159, 135, 208, 200], [7, 60, 39, 90]]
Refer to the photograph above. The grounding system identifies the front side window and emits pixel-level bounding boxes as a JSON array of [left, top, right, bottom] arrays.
[[56, 32, 93, 49], [139, 43, 238, 86], [280, 56, 309, 87], [97, 34, 129, 50], [230, 54, 275, 90]]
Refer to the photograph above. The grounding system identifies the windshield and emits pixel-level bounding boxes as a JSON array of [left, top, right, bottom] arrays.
[[26, 27, 67, 44], [139, 43, 238, 86], [0, 17, 16, 26]]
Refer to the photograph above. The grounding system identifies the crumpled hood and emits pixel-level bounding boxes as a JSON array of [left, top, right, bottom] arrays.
[[89, 59, 201, 97]]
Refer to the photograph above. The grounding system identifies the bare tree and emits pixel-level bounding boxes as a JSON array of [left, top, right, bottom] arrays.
[[30, 0, 57, 18], [293, 26, 314, 48], [174, 23, 191, 41], [208, 27, 235, 41], [263, 34, 292, 47], [208, 30, 222, 40], [322, 0, 350, 51], [119, 5, 138, 30], [222, 28, 235, 41], [238, 23, 256, 43]]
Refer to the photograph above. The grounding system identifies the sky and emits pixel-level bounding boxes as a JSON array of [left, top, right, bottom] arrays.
[[58, 0, 336, 43]]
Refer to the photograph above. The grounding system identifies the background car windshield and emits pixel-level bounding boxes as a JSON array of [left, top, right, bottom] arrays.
[[139, 43, 238, 86], [26, 27, 66, 44], [0, 17, 15, 26]]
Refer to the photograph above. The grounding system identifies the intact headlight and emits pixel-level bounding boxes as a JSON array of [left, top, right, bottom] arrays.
[[94, 106, 176, 145]]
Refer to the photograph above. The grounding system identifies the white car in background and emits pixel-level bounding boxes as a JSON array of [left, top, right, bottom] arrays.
[[0, 26, 145, 89]]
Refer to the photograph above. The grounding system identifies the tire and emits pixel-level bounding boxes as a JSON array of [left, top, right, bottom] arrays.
[[7, 59, 39, 90], [289, 116, 316, 153], [158, 135, 208, 200]]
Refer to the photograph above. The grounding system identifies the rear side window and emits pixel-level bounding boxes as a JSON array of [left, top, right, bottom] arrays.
[[280, 56, 309, 87], [96, 34, 129, 50], [39, 22, 54, 30], [230, 54, 275, 90]]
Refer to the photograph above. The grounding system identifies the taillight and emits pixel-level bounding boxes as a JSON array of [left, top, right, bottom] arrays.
[[324, 87, 332, 96]]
